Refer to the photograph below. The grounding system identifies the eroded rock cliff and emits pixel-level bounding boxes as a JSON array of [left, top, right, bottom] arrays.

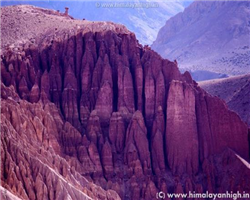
[[1, 5, 250, 200]]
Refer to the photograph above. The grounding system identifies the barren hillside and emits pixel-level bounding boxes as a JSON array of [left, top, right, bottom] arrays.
[[199, 74, 250, 126]]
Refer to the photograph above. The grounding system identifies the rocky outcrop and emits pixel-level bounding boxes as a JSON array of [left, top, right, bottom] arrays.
[[166, 80, 199, 175], [108, 112, 126, 153], [1, 5, 250, 200], [151, 106, 165, 175], [124, 111, 151, 177], [1, 84, 120, 200]]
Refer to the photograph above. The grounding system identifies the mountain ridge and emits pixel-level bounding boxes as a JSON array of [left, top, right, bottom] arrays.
[[199, 74, 250, 126], [152, 1, 250, 76]]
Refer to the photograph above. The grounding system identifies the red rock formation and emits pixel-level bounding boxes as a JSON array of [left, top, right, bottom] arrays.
[[166, 80, 199, 175], [124, 111, 151, 177], [109, 112, 126, 153], [1, 84, 120, 200], [1, 5, 250, 200], [151, 106, 165, 175], [101, 140, 114, 179]]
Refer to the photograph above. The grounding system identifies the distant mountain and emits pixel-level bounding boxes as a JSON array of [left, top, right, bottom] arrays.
[[152, 1, 250, 76], [0, 1, 187, 45], [199, 74, 250, 126], [180, 69, 229, 81]]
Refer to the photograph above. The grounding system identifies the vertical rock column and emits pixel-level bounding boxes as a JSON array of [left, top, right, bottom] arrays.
[[124, 111, 151, 177], [151, 106, 165, 175], [109, 112, 126, 153], [62, 66, 80, 130], [95, 55, 113, 127], [166, 81, 199, 175]]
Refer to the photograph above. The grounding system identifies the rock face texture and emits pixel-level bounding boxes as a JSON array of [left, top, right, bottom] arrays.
[[1, 5, 250, 200], [166, 81, 199, 175], [1, 84, 121, 200]]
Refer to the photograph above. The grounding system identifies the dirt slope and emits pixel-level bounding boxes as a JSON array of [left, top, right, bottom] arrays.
[[199, 74, 250, 126]]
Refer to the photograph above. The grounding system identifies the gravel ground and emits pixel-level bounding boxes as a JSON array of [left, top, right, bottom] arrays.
[[1, 5, 130, 53]]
